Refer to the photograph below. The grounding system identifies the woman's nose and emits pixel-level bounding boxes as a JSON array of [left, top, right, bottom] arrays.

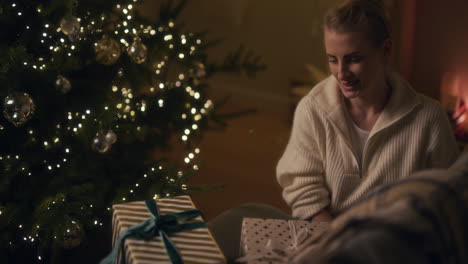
[[337, 62, 349, 80]]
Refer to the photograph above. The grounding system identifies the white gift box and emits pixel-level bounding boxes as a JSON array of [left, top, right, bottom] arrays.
[[238, 218, 329, 264]]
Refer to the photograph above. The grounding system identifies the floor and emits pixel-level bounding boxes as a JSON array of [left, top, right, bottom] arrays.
[[188, 103, 292, 221]]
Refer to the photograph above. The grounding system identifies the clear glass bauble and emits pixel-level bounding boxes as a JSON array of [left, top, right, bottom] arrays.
[[60, 16, 80, 36], [3, 92, 35, 127], [104, 130, 117, 145], [92, 134, 111, 153]]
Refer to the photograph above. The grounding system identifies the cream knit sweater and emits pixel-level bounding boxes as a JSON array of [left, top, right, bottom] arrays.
[[277, 72, 459, 220]]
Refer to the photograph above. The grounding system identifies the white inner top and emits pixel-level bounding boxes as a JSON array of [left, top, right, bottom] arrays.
[[351, 121, 370, 160]]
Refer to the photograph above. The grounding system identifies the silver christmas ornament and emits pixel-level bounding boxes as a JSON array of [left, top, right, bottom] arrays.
[[3, 92, 35, 127], [95, 35, 121, 65], [92, 133, 111, 153], [104, 130, 117, 145], [60, 16, 80, 36], [127, 37, 148, 64], [56, 75, 72, 93]]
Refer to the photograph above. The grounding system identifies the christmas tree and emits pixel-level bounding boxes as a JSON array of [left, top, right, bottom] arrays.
[[0, 0, 264, 262]]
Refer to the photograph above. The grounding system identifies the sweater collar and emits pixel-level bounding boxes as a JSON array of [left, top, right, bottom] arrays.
[[312, 71, 421, 143]]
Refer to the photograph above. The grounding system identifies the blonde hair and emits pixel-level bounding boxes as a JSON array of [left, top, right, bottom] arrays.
[[323, 0, 391, 47]]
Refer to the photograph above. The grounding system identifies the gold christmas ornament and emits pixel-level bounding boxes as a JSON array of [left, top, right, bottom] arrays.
[[117, 68, 124, 77], [193, 61, 206, 78], [60, 221, 84, 249], [60, 16, 80, 36], [95, 35, 122, 65], [127, 37, 148, 64], [189, 61, 207, 86], [3, 92, 36, 127]]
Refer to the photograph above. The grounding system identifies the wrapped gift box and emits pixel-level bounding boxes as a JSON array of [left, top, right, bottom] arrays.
[[239, 218, 329, 264], [111, 195, 226, 264]]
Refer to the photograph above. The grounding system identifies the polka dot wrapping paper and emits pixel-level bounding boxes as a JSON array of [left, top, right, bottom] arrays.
[[238, 218, 329, 264]]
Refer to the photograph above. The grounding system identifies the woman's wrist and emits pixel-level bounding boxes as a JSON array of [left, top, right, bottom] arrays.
[[310, 208, 333, 222]]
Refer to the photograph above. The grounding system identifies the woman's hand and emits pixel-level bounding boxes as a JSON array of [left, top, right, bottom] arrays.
[[310, 209, 333, 222]]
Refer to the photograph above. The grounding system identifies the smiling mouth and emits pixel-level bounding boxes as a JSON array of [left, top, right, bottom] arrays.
[[341, 80, 360, 91]]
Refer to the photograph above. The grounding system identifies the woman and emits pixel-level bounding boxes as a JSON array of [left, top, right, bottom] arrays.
[[209, 0, 459, 261], [277, 0, 459, 222]]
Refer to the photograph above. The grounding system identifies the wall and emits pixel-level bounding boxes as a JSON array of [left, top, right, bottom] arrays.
[[177, 0, 335, 117], [408, 0, 468, 100]]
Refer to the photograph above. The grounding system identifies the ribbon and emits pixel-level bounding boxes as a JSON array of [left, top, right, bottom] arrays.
[[286, 220, 310, 251], [100, 199, 207, 264]]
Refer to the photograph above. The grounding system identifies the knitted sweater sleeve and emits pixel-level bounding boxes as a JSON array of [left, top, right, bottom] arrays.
[[276, 97, 330, 219], [426, 102, 460, 168]]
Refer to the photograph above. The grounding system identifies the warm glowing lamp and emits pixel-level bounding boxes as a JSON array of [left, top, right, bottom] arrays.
[[441, 71, 468, 140]]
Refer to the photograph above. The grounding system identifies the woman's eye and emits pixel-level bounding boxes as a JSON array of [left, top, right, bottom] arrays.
[[349, 57, 362, 63], [328, 59, 337, 64]]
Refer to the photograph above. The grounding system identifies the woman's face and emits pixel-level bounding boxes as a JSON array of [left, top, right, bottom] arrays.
[[324, 28, 391, 100]]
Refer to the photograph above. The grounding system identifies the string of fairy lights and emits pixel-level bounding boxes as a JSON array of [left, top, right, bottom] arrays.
[[1, 0, 216, 260]]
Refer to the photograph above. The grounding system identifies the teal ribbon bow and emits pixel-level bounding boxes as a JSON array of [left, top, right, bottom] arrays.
[[100, 200, 207, 264]]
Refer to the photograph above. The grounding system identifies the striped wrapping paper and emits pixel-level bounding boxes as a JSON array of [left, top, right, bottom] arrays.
[[112, 195, 226, 264]]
